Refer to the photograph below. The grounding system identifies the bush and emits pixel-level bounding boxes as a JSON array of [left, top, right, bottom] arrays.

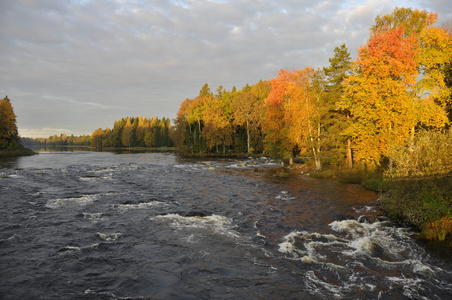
[[386, 130, 452, 178]]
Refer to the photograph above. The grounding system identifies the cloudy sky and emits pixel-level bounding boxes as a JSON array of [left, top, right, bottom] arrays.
[[1, 0, 451, 138]]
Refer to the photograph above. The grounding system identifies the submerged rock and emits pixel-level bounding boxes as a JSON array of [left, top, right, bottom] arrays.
[[184, 211, 211, 217]]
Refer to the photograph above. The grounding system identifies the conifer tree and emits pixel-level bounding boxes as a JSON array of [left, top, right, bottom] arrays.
[[323, 44, 353, 168]]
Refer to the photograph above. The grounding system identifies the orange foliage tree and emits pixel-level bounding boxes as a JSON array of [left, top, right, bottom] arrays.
[[264, 68, 324, 168], [371, 8, 452, 121], [341, 27, 420, 167]]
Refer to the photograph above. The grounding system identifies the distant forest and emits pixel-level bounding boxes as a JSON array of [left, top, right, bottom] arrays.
[[22, 116, 174, 149], [90, 116, 173, 149]]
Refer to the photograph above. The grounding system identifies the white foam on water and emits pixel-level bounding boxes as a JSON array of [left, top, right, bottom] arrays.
[[173, 163, 206, 171], [278, 231, 347, 263], [181, 233, 199, 244], [354, 205, 378, 213], [349, 236, 374, 254], [59, 245, 82, 252], [46, 194, 99, 208], [97, 232, 122, 241], [79, 176, 97, 181], [116, 200, 167, 212], [411, 260, 435, 275], [305, 270, 343, 299], [278, 216, 452, 299], [275, 191, 296, 201], [151, 214, 240, 238], [386, 276, 426, 299], [57, 243, 102, 255], [329, 219, 404, 257], [7, 174, 22, 178]]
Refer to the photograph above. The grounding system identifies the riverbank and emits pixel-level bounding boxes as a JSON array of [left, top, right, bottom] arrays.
[[310, 168, 452, 245], [380, 176, 452, 244]]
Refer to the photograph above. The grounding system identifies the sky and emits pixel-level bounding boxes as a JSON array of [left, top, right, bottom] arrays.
[[1, 0, 451, 138]]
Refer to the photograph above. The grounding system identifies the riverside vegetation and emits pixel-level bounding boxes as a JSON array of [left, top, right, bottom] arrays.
[[10, 8, 452, 243], [0, 96, 34, 157]]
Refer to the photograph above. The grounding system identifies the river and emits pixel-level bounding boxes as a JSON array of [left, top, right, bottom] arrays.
[[1, 151, 451, 299]]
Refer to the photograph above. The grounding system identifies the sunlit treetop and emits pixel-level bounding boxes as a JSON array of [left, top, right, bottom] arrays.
[[370, 7, 437, 36]]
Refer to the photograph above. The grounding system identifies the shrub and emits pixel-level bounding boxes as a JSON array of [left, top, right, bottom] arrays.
[[386, 130, 452, 178]]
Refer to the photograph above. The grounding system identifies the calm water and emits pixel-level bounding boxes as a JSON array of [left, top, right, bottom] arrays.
[[1, 152, 451, 299]]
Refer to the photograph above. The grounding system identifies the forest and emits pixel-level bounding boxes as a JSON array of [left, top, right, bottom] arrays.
[[174, 8, 452, 176]]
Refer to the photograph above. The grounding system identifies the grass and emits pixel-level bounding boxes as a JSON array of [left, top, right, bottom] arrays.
[[311, 168, 391, 193], [379, 176, 452, 244]]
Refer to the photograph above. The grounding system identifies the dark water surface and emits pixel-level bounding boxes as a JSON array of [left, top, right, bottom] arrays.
[[1, 152, 451, 299]]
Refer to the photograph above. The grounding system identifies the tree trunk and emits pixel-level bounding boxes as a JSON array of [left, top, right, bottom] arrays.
[[347, 138, 353, 170], [246, 121, 250, 154], [346, 113, 353, 170], [409, 126, 415, 153]]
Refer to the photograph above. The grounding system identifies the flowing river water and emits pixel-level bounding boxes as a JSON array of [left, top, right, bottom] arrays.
[[1, 151, 451, 299]]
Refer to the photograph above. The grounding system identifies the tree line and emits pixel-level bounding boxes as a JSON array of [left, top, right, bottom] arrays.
[[22, 116, 174, 149], [90, 116, 173, 149], [22, 134, 91, 147], [175, 7, 452, 176]]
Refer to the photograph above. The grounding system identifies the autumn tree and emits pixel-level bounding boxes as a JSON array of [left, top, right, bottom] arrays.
[[199, 83, 212, 97], [202, 94, 234, 153], [121, 118, 135, 147], [263, 68, 325, 168], [0, 96, 20, 150], [91, 128, 105, 149], [284, 68, 324, 169], [371, 8, 452, 121], [135, 116, 150, 147], [231, 91, 262, 154], [441, 19, 452, 118], [341, 27, 421, 168], [263, 69, 292, 158]]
